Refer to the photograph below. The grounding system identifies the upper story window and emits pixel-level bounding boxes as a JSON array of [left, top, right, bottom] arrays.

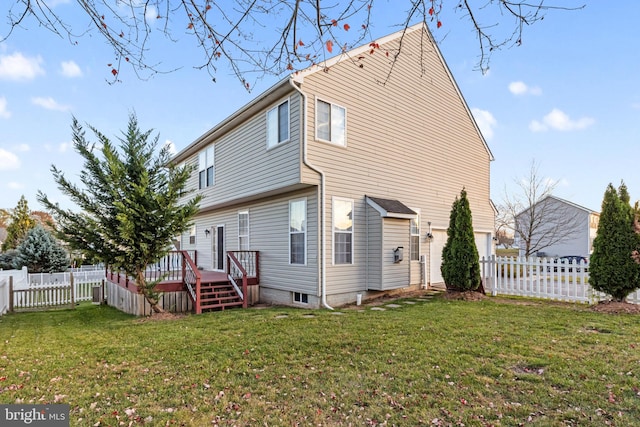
[[267, 100, 290, 148], [333, 197, 354, 265], [317, 99, 346, 146], [198, 146, 214, 189], [238, 211, 249, 251]]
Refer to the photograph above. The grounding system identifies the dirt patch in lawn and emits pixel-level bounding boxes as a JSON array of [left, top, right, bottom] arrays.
[[137, 312, 187, 322], [591, 300, 640, 315], [442, 290, 487, 301]]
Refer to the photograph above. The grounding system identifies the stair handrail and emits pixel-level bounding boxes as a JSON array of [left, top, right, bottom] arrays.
[[180, 250, 202, 314], [227, 252, 248, 308]]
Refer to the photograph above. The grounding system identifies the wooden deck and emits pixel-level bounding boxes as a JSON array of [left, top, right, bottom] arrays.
[[105, 251, 259, 314]]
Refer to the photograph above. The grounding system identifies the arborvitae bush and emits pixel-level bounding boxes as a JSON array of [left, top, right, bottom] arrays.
[[589, 183, 640, 301], [441, 188, 481, 291]]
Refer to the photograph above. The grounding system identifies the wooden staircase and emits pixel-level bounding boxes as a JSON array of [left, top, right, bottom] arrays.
[[104, 250, 259, 315], [199, 280, 243, 312], [182, 250, 260, 314]]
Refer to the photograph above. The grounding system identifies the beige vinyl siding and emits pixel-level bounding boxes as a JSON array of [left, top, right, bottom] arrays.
[[365, 205, 382, 290], [410, 258, 422, 286], [299, 27, 493, 295], [380, 218, 411, 290], [191, 188, 319, 294], [184, 95, 303, 209]]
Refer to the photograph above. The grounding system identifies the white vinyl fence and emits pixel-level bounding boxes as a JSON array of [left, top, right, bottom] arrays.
[[0, 266, 106, 313], [480, 256, 640, 304], [0, 276, 9, 315], [0, 267, 28, 316], [28, 270, 105, 302]]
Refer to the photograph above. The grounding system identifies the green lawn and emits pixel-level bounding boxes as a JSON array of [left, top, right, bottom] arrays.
[[1, 297, 639, 426]]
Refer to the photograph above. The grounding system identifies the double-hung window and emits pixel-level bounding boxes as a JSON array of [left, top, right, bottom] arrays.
[[267, 100, 290, 148], [333, 198, 354, 264], [198, 146, 214, 189], [238, 211, 249, 250], [189, 225, 196, 245], [317, 99, 346, 146], [410, 212, 420, 261], [289, 199, 306, 265]]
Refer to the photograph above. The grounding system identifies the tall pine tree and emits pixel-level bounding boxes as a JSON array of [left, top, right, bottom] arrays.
[[589, 183, 640, 301], [39, 113, 202, 313], [2, 195, 36, 251], [441, 188, 481, 292]]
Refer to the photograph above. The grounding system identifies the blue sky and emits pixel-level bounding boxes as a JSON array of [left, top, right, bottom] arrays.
[[1, 1, 639, 215]]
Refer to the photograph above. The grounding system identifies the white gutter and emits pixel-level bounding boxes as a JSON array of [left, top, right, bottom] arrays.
[[288, 79, 333, 310]]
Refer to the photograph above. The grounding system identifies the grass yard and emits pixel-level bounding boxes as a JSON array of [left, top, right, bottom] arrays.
[[1, 296, 639, 426]]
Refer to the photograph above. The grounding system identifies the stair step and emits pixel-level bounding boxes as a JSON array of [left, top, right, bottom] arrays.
[[200, 301, 243, 311], [201, 295, 241, 303], [189, 279, 244, 313]]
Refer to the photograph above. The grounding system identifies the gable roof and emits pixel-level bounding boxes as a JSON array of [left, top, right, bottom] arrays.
[[173, 22, 494, 163], [516, 195, 599, 218], [366, 196, 416, 219], [292, 22, 494, 161]]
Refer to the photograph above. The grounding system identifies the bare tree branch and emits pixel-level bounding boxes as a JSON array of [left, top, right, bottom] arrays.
[[2, 1, 585, 88], [500, 160, 583, 257]]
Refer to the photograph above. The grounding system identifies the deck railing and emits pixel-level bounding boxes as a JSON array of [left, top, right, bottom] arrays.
[[227, 252, 248, 308], [181, 250, 202, 313], [229, 251, 260, 283]]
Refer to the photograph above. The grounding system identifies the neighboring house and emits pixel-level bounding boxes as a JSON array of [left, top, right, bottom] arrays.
[[172, 22, 496, 309], [514, 195, 599, 258]]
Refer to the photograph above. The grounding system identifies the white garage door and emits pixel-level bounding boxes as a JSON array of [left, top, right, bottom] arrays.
[[475, 232, 492, 262], [429, 230, 447, 285]]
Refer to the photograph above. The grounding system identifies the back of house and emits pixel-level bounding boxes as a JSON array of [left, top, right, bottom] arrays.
[[173, 23, 495, 308]]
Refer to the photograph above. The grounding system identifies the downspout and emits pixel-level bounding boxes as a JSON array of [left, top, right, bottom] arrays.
[[289, 79, 333, 310]]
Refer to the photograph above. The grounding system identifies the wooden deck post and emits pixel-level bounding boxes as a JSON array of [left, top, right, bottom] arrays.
[[195, 276, 202, 314]]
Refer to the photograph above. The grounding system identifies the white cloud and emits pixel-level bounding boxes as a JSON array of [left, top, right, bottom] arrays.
[[7, 182, 24, 190], [31, 96, 71, 112], [15, 144, 30, 152], [164, 139, 177, 155], [471, 108, 497, 140], [0, 148, 20, 170], [632, 102, 640, 110], [0, 52, 45, 81], [529, 108, 595, 132], [145, 6, 158, 24], [0, 97, 10, 119], [509, 81, 542, 96], [48, 0, 71, 5], [60, 60, 83, 78], [59, 142, 72, 152]]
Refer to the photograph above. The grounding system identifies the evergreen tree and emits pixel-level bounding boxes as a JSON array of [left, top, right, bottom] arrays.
[[39, 113, 202, 313], [0, 250, 18, 270], [441, 188, 481, 291], [589, 183, 640, 301], [14, 225, 68, 273], [2, 196, 36, 251], [441, 195, 459, 288]]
